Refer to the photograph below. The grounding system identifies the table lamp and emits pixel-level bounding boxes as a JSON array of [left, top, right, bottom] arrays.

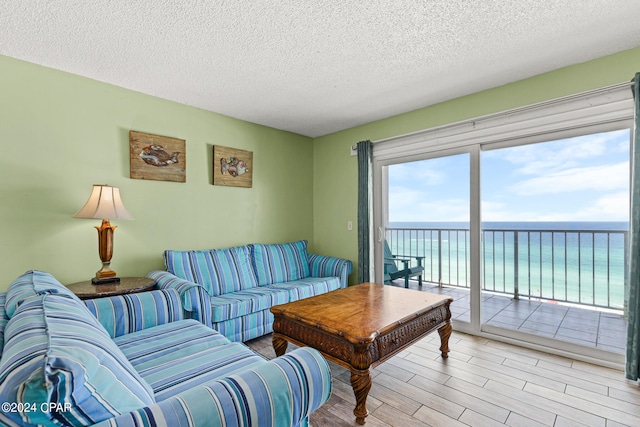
[[74, 185, 133, 284]]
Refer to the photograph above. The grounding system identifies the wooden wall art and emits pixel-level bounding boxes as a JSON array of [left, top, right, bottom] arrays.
[[129, 131, 186, 182], [213, 146, 253, 188]]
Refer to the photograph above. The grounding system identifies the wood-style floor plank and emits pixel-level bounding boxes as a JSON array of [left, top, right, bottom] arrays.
[[245, 330, 639, 427]]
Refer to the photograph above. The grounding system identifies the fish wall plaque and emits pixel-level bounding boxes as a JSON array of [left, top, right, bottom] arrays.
[[130, 131, 186, 182], [213, 145, 253, 188]]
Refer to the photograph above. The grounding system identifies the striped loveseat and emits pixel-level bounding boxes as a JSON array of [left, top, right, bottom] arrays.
[[0, 270, 332, 427], [149, 240, 352, 342]]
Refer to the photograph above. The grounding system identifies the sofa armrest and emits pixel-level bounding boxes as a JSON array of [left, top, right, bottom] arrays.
[[308, 253, 353, 288], [92, 347, 331, 427], [83, 289, 184, 339], [147, 270, 212, 327]]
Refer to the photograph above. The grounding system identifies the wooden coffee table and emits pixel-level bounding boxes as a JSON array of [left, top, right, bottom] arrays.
[[270, 282, 453, 424]]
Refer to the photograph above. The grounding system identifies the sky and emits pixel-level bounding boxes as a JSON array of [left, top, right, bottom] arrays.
[[388, 129, 631, 223]]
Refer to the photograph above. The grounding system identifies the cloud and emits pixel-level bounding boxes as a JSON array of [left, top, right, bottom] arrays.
[[509, 162, 628, 195], [487, 129, 629, 176], [536, 192, 630, 221], [389, 162, 444, 186], [389, 154, 470, 187], [481, 191, 629, 222], [388, 130, 630, 223], [389, 187, 469, 221]]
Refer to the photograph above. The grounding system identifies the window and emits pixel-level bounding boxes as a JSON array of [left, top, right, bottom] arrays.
[[373, 83, 634, 365]]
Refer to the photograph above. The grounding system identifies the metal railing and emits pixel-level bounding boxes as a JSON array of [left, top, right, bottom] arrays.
[[386, 227, 628, 310]]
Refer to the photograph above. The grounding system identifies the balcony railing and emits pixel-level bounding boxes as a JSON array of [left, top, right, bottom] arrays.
[[386, 227, 628, 310]]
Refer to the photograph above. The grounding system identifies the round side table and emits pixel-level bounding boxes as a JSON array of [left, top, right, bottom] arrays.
[[66, 277, 157, 300]]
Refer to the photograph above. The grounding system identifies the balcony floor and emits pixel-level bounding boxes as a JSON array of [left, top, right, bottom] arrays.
[[387, 279, 627, 354]]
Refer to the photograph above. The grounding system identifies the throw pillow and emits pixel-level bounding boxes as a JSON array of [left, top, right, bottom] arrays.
[[5, 270, 82, 318], [251, 240, 311, 286], [164, 246, 259, 296]]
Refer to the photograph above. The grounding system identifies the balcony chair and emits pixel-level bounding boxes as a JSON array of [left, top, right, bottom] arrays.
[[383, 240, 424, 288]]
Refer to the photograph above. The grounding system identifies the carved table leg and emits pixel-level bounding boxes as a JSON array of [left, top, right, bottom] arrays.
[[350, 369, 372, 424], [438, 322, 452, 358], [272, 335, 288, 357]]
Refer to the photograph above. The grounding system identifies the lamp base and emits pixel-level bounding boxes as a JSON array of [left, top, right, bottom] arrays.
[[92, 276, 121, 285], [93, 259, 120, 285]]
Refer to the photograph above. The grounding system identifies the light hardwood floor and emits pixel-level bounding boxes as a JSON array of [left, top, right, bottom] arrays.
[[246, 331, 639, 427]]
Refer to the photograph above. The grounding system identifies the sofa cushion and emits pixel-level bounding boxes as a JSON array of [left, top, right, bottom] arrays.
[[114, 319, 231, 371], [251, 240, 311, 286], [127, 335, 264, 400], [0, 294, 155, 427], [164, 245, 259, 296], [115, 320, 264, 400], [209, 286, 290, 323], [268, 276, 342, 301], [114, 320, 265, 399], [5, 269, 82, 318]]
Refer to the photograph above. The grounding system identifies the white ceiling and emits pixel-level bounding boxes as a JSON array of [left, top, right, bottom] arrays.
[[1, 1, 639, 138]]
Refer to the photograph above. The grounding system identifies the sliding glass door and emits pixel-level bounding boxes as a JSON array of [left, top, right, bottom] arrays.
[[480, 130, 630, 355], [375, 149, 477, 328], [370, 83, 633, 365]]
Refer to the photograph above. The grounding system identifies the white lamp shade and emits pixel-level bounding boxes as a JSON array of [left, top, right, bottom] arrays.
[[74, 185, 133, 220]]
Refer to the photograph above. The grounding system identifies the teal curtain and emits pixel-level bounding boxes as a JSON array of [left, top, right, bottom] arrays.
[[357, 140, 372, 283], [627, 72, 640, 381]]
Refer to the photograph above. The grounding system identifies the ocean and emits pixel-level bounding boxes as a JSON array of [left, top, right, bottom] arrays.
[[387, 221, 629, 309]]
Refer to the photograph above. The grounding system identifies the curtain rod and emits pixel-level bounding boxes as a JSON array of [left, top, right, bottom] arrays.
[[351, 79, 637, 151]]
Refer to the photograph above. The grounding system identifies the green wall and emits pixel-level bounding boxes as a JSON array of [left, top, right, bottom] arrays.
[[313, 47, 640, 284], [0, 55, 314, 290]]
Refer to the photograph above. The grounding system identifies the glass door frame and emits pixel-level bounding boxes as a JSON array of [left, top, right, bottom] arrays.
[[372, 145, 483, 335]]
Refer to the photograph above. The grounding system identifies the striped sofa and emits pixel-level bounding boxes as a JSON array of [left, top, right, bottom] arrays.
[[150, 240, 352, 342], [0, 270, 332, 427]]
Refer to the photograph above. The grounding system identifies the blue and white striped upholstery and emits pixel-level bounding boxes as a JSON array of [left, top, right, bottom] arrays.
[[84, 289, 184, 338], [140, 342, 264, 401], [209, 278, 341, 342], [114, 320, 231, 370], [0, 293, 7, 354], [0, 268, 333, 426], [308, 253, 353, 288], [148, 270, 212, 326], [155, 242, 352, 342], [115, 320, 264, 400], [4, 269, 82, 318], [0, 294, 155, 426], [204, 276, 343, 345], [250, 240, 311, 286], [164, 246, 259, 296], [210, 287, 290, 323], [91, 347, 332, 427], [268, 276, 342, 301], [213, 309, 276, 343]]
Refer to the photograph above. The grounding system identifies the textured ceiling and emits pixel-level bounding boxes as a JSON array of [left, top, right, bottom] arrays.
[[1, 1, 639, 137]]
